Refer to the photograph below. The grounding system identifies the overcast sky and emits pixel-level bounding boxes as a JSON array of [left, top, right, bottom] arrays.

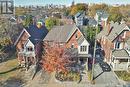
[[14, 0, 130, 6]]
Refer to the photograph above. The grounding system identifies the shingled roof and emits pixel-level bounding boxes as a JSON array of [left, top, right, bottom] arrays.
[[97, 21, 130, 42], [15, 24, 48, 45], [43, 24, 77, 42], [112, 49, 130, 59], [26, 24, 48, 44]]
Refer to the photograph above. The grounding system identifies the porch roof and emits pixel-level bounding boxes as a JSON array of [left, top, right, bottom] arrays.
[[112, 49, 130, 59]]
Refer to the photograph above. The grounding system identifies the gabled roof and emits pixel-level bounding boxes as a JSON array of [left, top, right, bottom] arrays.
[[112, 49, 130, 58], [15, 24, 48, 45], [77, 35, 89, 45], [25, 24, 48, 44], [107, 22, 130, 42], [88, 17, 97, 26], [75, 11, 85, 18], [97, 21, 130, 41], [44, 24, 78, 43]]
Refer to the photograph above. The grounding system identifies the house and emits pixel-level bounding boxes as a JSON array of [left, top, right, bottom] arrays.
[[87, 17, 97, 27], [97, 22, 130, 70], [14, 24, 48, 68], [75, 11, 86, 26], [43, 24, 90, 70], [94, 10, 109, 28], [16, 15, 26, 24]]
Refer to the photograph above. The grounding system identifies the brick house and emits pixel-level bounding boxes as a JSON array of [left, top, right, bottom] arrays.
[[44, 24, 90, 70], [14, 24, 48, 68], [97, 21, 130, 63]]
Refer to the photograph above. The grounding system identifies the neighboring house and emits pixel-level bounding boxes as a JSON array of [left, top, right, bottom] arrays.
[[17, 15, 26, 24], [111, 49, 130, 71], [87, 17, 97, 27], [14, 24, 48, 68], [59, 18, 74, 25], [44, 24, 90, 70], [97, 21, 130, 63], [94, 10, 109, 28], [75, 11, 86, 26]]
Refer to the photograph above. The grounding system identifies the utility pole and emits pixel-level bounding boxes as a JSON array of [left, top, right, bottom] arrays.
[[91, 23, 98, 81]]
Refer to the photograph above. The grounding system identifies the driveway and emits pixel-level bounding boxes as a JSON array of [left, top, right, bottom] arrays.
[[94, 64, 121, 86]]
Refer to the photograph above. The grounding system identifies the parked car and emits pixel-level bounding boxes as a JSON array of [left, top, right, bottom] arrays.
[[99, 62, 111, 72]]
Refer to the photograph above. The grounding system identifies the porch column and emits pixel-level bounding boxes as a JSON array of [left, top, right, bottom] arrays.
[[86, 58, 88, 71], [113, 56, 116, 70], [127, 57, 130, 69]]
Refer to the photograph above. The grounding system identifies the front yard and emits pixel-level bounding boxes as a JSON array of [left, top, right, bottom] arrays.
[[115, 71, 130, 81], [0, 58, 25, 86]]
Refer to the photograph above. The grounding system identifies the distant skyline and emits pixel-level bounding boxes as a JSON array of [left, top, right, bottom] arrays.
[[14, 0, 130, 6]]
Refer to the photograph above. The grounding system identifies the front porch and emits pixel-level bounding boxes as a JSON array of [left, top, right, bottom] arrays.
[[18, 50, 36, 69], [111, 49, 130, 71]]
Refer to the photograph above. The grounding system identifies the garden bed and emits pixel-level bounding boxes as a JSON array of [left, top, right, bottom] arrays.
[[55, 71, 80, 82], [115, 71, 130, 81]]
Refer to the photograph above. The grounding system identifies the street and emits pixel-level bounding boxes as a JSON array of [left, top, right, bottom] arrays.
[[94, 64, 121, 86]]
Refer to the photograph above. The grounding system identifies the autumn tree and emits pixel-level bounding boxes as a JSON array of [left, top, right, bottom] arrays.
[[88, 3, 109, 17], [108, 7, 123, 23], [42, 43, 72, 73], [70, 3, 88, 15]]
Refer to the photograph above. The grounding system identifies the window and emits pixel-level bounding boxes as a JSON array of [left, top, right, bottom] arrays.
[[21, 44, 24, 49], [27, 46, 33, 51], [115, 42, 120, 49], [71, 43, 74, 48], [80, 46, 87, 52], [75, 34, 78, 39]]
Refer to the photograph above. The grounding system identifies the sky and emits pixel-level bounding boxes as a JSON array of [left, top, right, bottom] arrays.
[[14, 0, 130, 6]]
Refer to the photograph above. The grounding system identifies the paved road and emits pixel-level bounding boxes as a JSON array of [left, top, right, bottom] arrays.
[[94, 64, 121, 86]]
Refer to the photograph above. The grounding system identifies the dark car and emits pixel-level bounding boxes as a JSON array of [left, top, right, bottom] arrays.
[[99, 62, 111, 72]]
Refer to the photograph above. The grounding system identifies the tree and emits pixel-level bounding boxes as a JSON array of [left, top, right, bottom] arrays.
[[45, 17, 60, 31], [23, 15, 33, 27], [84, 26, 100, 46], [42, 43, 72, 73], [70, 3, 88, 15], [88, 3, 109, 17], [108, 14, 123, 23]]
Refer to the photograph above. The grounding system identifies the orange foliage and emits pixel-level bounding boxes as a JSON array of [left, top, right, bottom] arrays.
[[42, 42, 72, 73]]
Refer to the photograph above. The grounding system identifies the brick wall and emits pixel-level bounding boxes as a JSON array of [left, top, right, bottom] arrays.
[[66, 29, 82, 48], [16, 31, 30, 51]]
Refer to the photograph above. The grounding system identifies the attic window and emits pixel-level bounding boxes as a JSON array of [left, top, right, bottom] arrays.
[[27, 46, 33, 51], [21, 44, 24, 49], [71, 43, 74, 48], [75, 34, 78, 39]]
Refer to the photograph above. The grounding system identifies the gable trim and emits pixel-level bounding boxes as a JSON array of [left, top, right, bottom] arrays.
[[112, 26, 130, 42], [14, 28, 31, 46], [66, 25, 85, 43]]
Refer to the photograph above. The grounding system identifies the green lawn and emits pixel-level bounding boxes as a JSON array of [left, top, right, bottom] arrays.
[[115, 71, 130, 81]]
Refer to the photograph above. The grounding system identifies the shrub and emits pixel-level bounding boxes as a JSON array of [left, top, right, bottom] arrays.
[[55, 71, 80, 81]]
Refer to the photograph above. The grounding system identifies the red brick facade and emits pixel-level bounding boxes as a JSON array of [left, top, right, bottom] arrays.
[[99, 24, 130, 62], [66, 29, 82, 48], [16, 31, 30, 51]]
